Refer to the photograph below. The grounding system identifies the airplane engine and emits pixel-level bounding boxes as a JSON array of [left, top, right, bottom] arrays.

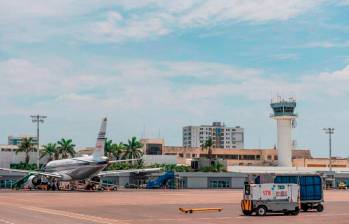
[[27, 175, 42, 188]]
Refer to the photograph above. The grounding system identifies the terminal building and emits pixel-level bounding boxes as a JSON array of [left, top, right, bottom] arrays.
[[183, 122, 244, 149], [141, 138, 349, 168], [74, 139, 349, 169]]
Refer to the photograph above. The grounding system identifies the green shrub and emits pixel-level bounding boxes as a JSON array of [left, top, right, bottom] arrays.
[[10, 162, 38, 170], [199, 163, 226, 172]]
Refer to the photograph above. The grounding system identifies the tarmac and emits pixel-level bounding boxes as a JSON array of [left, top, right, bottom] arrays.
[[0, 189, 348, 224]]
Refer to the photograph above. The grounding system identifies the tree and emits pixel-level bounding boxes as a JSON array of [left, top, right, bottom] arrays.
[[201, 138, 214, 160], [123, 137, 143, 164], [111, 142, 125, 160], [57, 138, 76, 159], [40, 143, 58, 162], [15, 137, 35, 164], [105, 139, 125, 160], [104, 139, 114, 159]]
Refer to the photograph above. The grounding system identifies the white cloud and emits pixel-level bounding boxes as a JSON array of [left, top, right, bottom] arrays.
[[1, 57, 349, 151], [89, 0, 322, 42], [178, 0, 318, 25], [1, 57, 349, 115], [272, 53, 299, 60], [298, 40, 349, 48], [0, 0, 323, 43], [91, 11, 171, 42]]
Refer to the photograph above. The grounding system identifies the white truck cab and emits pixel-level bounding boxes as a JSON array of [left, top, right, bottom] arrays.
[[241, 183, 300, 216]]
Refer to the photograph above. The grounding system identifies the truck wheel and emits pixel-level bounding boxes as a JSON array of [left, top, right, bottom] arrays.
[[112, 187, 117, 191], [316, 204, 324, 212], [242, 210, 252, 216], [291, 208, 300, 216], [301, 204, 309, 212], [256, 206, 267, 216]]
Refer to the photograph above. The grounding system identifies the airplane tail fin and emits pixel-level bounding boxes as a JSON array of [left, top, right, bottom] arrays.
[[92, 117, 107, 159]]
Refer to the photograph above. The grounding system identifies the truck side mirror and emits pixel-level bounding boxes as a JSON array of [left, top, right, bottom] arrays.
[[245, 184, 251, 195]]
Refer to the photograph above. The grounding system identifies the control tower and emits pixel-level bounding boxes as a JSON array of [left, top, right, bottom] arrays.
[[270, 97, 297, 167]]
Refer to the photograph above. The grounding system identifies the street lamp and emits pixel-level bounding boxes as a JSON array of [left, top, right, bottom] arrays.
[[323, 128, 334, 172], [31, 115, 47, 170]]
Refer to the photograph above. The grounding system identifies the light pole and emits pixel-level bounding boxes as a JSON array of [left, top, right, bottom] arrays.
[[323, 128, 334, 172], [31, 115, 47, 170]]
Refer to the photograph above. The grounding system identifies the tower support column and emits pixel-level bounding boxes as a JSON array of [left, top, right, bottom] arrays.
[[276, 118, 293, 167]]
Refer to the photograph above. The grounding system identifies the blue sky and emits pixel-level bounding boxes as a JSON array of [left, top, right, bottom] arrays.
[[0, 0, 349, 157]]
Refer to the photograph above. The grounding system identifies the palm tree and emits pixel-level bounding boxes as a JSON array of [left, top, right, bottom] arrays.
[[104, 139, 114, 159], [123, 137, 143, 163], [111, 142, 125, 160], [201, 138, 214, 160], [104, 139, 125, 160], [40, 143, 58, 162], [57, 138, 76, 159], [15, 137, 35, 164]]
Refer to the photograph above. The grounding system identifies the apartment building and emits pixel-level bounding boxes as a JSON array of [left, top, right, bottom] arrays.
[[183, 122, 244, 149]]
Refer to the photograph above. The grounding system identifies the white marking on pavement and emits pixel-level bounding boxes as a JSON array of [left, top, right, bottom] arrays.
[[0, 201, 128, 224], [0, 219, 15, 224], [159, 194, 186, 196]]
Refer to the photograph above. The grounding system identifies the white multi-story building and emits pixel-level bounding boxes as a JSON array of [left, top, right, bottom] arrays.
[[0, 144, 48, 168], [183, 122, 244, 149], [8, 135, 38, 146]]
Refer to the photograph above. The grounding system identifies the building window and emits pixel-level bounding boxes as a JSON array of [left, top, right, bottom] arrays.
[[224, 155, 239, 159], [208, 179, 231, 189], [274, 155, 278, 160], [242, 155, 255, 160], [146, 144, 162, 155], [267, 155, 272, 160]]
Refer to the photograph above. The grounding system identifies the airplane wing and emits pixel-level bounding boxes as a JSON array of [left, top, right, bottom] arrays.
[[98, 168, 162, 176], [108, 159, 141, 164], [0, 168, 61, 178]]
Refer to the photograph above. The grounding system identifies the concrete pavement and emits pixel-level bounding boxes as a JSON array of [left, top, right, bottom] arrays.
[[0, 189, 348, 224]]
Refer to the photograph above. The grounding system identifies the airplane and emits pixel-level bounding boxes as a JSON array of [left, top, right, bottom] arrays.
[[0, 117, 161, 189]]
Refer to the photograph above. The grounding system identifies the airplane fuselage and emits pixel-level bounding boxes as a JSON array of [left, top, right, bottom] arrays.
[[44, 156, 108, 181]]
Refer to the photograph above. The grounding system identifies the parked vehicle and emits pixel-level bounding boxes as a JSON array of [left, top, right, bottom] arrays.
[[241, 183, 300, 216], [255, 174, 324, 212], [146, 171, 175, 189], [338, 182, 347, 190]]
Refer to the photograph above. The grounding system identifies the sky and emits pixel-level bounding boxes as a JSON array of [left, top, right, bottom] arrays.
[[0, 0, 349, 157]]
